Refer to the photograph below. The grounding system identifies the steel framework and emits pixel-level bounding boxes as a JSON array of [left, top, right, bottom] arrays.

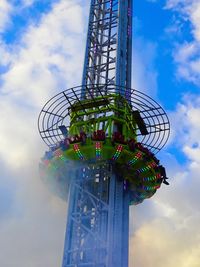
[[63, 1, 132, 266], [38, 85, 170, 153], [82, 0, 132, 92]]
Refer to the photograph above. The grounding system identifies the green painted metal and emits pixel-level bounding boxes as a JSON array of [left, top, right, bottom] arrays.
[[40, 138, 163, 206], [69, 93, 137, 141], [40, 111, 164, 206]]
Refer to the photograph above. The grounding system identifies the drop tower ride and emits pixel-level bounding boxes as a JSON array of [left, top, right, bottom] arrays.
[[38, 1, 170, 267]]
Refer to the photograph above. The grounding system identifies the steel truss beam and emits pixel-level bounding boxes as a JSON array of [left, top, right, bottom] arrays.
[[82, 0, 132, 97], [62, 164, 130, 267]]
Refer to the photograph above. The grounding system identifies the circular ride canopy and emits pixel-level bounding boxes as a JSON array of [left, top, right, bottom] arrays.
[[38, 84, 170, 205]]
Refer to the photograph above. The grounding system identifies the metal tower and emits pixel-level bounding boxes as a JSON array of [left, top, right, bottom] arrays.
[[38, 1, 170, 267], [64, 1, 132, 266]]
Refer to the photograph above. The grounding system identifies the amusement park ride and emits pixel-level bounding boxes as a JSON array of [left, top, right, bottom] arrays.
[[38, 1, 170, 266]]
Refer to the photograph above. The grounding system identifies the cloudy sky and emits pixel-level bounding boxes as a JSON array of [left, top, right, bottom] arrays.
[[0, 0, 200, 266]]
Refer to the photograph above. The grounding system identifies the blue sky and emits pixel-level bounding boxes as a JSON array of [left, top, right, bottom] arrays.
[[135, 0, 198, 108], [0, 0, 200, 267]]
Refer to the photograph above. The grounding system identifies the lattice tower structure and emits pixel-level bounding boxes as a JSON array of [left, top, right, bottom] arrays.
[[63, 1, 132, 266]]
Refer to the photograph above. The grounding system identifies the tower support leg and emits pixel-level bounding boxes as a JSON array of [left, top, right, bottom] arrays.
[[62, 165, 130, 267]]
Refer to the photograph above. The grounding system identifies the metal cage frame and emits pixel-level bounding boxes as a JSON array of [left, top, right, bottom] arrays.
[[38, 84, 170, 154]]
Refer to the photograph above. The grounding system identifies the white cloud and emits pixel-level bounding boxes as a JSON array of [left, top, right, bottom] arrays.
[[165, 0, 200, 85], [128, 90, 200, 267], [165, 0, 194, 10], [170, 94, 200, 150], [0, 162, 67, 267], [0, 40, 11, 65], [130, 160, 200, 267], [129, 161, 200, 267], [130, 213, 200, 267], [1, 0, 86, 107], [0, 0, 88, 167], [0, 0, 12, 32], [0, 1, 89, 266]]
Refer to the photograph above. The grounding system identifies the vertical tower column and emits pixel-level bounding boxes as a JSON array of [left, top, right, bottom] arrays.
[[107, 175, 130, 267], [62, 1, 133, 266], [81, 0, 132, 94]]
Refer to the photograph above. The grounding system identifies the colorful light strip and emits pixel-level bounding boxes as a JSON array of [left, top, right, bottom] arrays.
[[143, 184, 161, 191], [136, 162, 157, 174], [53, 149, 68, 163], [128, 152, 142, 166], [140, 193, 147, 198], [112, 145, 123, 161], [95, 142, 102, 159], [73, 144, 84, 160], [54, 149, 63, 158], [143, 173, 161, 182], [60, 155, 68, 163], [137, 193, 147, 199]]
